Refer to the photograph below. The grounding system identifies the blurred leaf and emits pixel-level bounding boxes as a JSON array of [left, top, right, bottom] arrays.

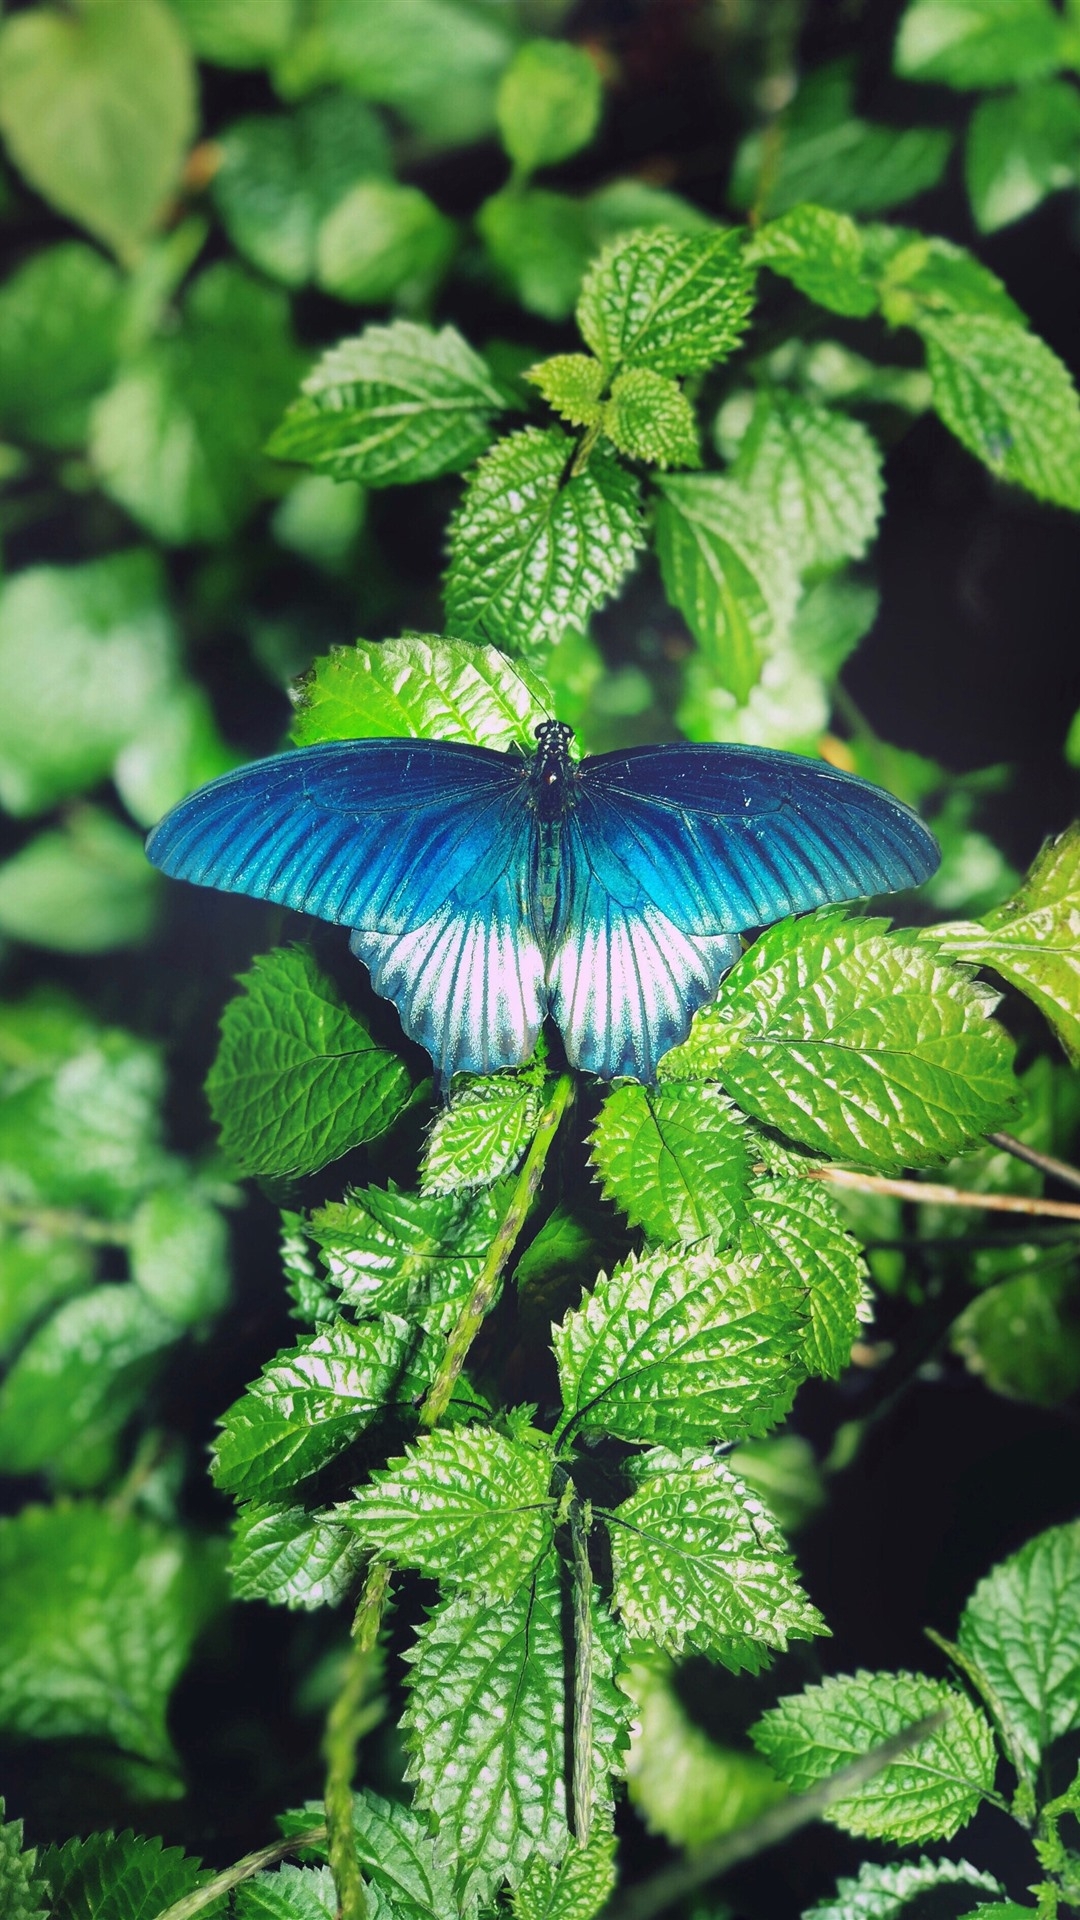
[[728, 390, 884, 572], [269, 321, 505, 486], [747, 204, 877, 318], [654, 474, 800, 702], [293, 634, 550, 750], [953, 1257, 1080, 1408], [230, 1502, 367, 1610], [316, 181, 456, 308], [871, 227, 1024, 326], [623, 1652, 783, 1847], [585, 178, 713, 243], [272, 473, 366, 573], [787, 575, 880, 682], [168, 0, 297, 66], [422, 1074, 543, 1195], [213, 93, 391, 288], [496, 39, 601, 175], [0, 808, 159, 953], [0, 1501, 225, 1763], [966, 82, 1080, 233], [512, 1819, 616, 1920], [0, 242, 124, 447], [130, 1186, 230, 1327], [577, 228, 753, 378], [677, 646, 828, 754], [478, 186, 594, 322], [113, 679, 240, 827], [770, 339, 931, 413], [0, 549, 177, 816], [308, 1182, 508, 1336], [738, 1177, 870, 1378], [917, 313, 1080, 511], [730, 1434, 826, 1533], [445, 426, 644, 657], [206, 946, 414, 1178], [92, 264, 303, 544], [894, 0, 1066, 88], [0, 0, 195, 264], [602, 369, 700, 468], [804, 1857, 1002, 1920], [955, 1520, 1080, 1784], [0, 1229, 94, 1362], [588, 1084, 752, 1243]]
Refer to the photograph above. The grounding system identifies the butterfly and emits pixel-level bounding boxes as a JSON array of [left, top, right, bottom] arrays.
[[146, 720, 939, 1087]]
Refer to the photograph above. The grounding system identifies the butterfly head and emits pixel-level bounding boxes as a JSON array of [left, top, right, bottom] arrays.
[[532, 720, 576, 821]]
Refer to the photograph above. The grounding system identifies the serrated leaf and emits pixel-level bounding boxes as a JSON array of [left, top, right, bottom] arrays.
[[929, 826, 1080, 1063], [916, 313, 1080, 510], [292, 634, 551, 752], [0, 1502, 225, 1765], [496, 40, 601, 176], [525, 354, 605, 428], [206, 946, 413, 1178], [42, 1830, 227, 1920], [952, 1259, 1080, 1408], [212, 1312, 416, 1500], [0, 0, 195, 265], [601, 369, 699, 467], [230, 1502, 367, 1610], [607, 1447, 824, 1667], [445, 427, 645, 657], [752, 1670, 998, 1842], [0, 242, 125, 448], [0, 807, 159, 954], [654, 473, 800, 702], [512, 1819, 616, 1920], [277, 1787, 456, 1920], [422, 1076, 544, 1195], [623, 1652, 783, 1847], [344, 1425, 555, 1598], [728, 390, 884, 572], [315, 182, 456, 308], [956, 1520, 1080, 1787], [747, 204, 877, 318], [553, 1240, 801, 1448], [308, 1182, 508, 1336], [894, 0, 1065, 89], [236, 1862, 338, 1919], [966, 83, 1080, 234], [588, 1084, 752, 1243], [804, 1856, 1002, 1920], [0, 1801, 48, 1920], [667, 911, 1019, 1171], [739, 1177, 871, 1378], [872, 228, 1025, 327], [577, 228, 753, 378]]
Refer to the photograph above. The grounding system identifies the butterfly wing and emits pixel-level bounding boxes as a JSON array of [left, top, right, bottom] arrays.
[[146, 738, 547, 1084]]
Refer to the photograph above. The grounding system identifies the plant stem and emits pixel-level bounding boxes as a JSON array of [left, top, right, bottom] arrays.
[[420, 1072, 575, 1429], [807, 1165, 1080, 1222], [323, 1561, 392, 1920], [150, 1827, 326, 1920], [986, 1131, 1080, 1196], [570, 1498, 594, 1846]]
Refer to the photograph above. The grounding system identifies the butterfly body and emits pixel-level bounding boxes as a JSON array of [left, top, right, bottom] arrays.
[[147, 725, 939, 1086]]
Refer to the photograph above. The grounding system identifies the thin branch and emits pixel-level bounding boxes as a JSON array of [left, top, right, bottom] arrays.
[[601, 1714, 945, 1920], [807, 1165, 1080, 1222], [151, 1827, 326, 1920], [323, 1561, 391, 1920], [986, 1131, 1080, 1197]]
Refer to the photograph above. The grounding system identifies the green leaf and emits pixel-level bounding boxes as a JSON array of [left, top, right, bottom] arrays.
[[955, 1519, 1080, 1785], [0, 1282, 179, 1486], [168, 0, 297, 67], [0, 1229, 93, 1362], [0, 1802, 48, 1920], [577, 228, 753, 378], [966, 83, 1080, 233], [526, 354, 605, 428], [728, 390, 884, 572], [235, 1863, 337, 1919], [478, 187, 595, 324], [230, 1502, 367, 1611], [496, 40, 602, 176], [212, 1312, 416, 1499], [0, 242, 124, 447], [268, 320, 505, 488], [916, 313, 1080, 511], [422, 1075, 544, 1195], [588, 1084, 752, 1243], [774, 339, 931, 414], [91, 264, 303, 545], [607, 1447, 825, 1667], [316, 181, 456, 308], [654, 473, 800, 702], [344, 1425, 555, 1599], [113, 678, 240, 828], [804, 1857, 1003, 1920], [894, 0, 1065, 89], [278, 1786, 456, 1920], [751, 1670, 998, 1842], [206, 946, 413, 1178], [747, 204, 877, 318], [308, 1183, 508, 1336], [0, 549, 177, 816], [666, 912, 1019, 1171], [787, 575, 880, 683], [40, 1831, 226, 1920], [0, 1501, 224, 1765], [730, 1434, 826, 1533], [953, 1258, 1080, 1408], [0, 0, 195, 265], [601, 369, 699, 468], [623, 1652, 783, 1847], [553, 1240, 801, 1448], [445, 427, 645, 657], [292, 635, 550, 752], [130, 1185, 230, 1326], [512, 1818, 616, 1920], [871, 228, 1025, 327], [0, 807, 158, 954], [929, 825, 1080, 1062], [213, 93, 391, 288], [738, 1177, 870, 1378]]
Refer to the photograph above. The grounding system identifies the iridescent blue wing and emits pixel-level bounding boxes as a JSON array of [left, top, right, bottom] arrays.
[[146, 739, 546, 1084]]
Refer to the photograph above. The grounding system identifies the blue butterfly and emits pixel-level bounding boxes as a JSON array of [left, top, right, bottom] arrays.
[[146, 721, 939, 1086]]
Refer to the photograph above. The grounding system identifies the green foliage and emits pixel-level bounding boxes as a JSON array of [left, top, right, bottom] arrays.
[[0, 243, 125, 447], [39, 1829, 226, 1920], [623, 1652, 783, 1847], [747, 205, 878, 317], [894, 0, 1067, 89], [804, 1857, 1002, 1920], [726, 390, 883, 573], [918, 313, 1080, 511], [0, 807, 158, 953], [512, 1819, 616, 1920], [307, 1182, 508, 1335], [965, 83, 1080, 233], [588, 1084, 752, 1243], [315, 180, 456, 308], [229, 1502, 366, 1611], [168, 0, 296, 69], [496, 41, 602, 177], [954, 1520, 1080, 1787], [422, 1075, 544, 1194], [577, 229, 754, 378], [0, 1800, 48, 1920], [292, 634, 550, 752], [739, 1178, 870, 1378], [654, 474, 800, 702]]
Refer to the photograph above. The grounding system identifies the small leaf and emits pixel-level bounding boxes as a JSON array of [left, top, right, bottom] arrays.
[[787, 575, 880, 682], [277, 1786, 456, 1920], [654, 474, 800, 702], [41, 1830, 227, 1920], [235, 1862, 337, 1918], [344, 1425, 555, 1598], [751, 1670, 998, 1842], [804, 1857, 1002, 1920], [0, 808, 159, 954], [206, 946, 413, 1178], [553, 1240, 801, 1449], [728, 389, 884, 572], [0, 1802, 48, 1920], [668, 911, 1019, 1171], [292, 634, 551, 751], [512, 1818, 616, 1920], [496, 40, 602, 176], [747, 204, 877, 318], [0, 1229, 93, 1363], [577, 227, 754, 377], [607, 1447, 825, 1666], [422, 1075, 544, 1195], [308, 1182, 509, 1336], [130, 1186, 230, 1327], [212, 1313, 417, 1499], [917, 313, 1080, 511], [230, 1503, 367, 1611], [445, 426, 644, 657], [0, 242, 124, 448], [894, 0, 1066, 89], [738, 1177, 871, 1379], [602, 369, 700, 467], [315, 181, 456, 308], [623, 1652, 783, 1847], [956, 1519, 1080, 1786], [525, 354, 605, 428], [0, 0, 195, 264], [929, 825, 1080, 1062], [588, 1084, 752, 1243], [269, 320, 506, 488], [966, 82, 1080, 234]]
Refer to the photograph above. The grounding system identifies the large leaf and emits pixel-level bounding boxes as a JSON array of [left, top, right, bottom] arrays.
[[588, 1084, 752, 1243], [956, 1520, 1080, 1786], [229, 1503, 366, 1611], [738, 1177, 870, 1378], [292, 635, 551, 751], [307, 1182, 508, 1336], [917, 313, 1080, 511], [894, 0, 1066, 89], [206, 946, 413, 1178], [576, 228, 753, 378], [40, 1831, 226, 1920], [746, 204, 877, 318], [654, 473, 799, 702], [727, 390, 884, 572]]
